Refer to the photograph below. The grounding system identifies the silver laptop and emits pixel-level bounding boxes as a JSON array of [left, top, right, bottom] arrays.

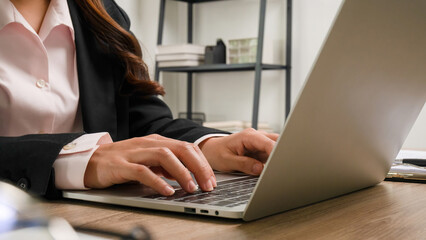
[[63, 0, 426, 221]]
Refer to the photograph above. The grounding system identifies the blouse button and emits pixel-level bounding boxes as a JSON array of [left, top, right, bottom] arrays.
[[36, 79, 47, 88], [63, 142, 77, 150], [17, 178, 30, 190]]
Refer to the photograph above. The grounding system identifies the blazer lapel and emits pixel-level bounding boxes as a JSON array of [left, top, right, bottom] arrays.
[[67, 0, 118, 139]]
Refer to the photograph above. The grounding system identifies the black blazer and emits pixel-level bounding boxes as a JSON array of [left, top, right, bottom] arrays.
[[0, 0, 225, 198]]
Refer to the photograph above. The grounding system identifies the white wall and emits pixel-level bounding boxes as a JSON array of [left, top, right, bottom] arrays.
[[116, 0, 426, 149]]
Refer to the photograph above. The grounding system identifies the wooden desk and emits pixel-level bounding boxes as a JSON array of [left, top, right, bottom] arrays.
[[40, 181, 426, 240]]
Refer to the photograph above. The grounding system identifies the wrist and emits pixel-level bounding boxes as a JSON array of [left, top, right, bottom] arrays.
[[198, 136, 221, 152]]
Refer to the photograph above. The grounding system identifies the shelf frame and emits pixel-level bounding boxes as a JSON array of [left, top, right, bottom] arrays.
[[155, 0, 292, 129], [158, 63, 286, 73]]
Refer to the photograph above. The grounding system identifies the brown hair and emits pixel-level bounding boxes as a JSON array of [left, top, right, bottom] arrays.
[[75, 0, 165, 96]]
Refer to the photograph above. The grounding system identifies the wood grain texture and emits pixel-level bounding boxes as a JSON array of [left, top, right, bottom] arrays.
[[39, 182, 426, 240]]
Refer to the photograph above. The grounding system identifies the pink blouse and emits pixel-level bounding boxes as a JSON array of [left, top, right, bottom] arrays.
[[0, 0, 110, 189]]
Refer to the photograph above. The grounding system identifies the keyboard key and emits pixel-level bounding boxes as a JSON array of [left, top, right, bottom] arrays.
[[141, 176, 259, 207]]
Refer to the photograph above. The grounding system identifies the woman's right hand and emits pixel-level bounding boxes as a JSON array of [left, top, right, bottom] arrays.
[[84, 134, 217, 196]]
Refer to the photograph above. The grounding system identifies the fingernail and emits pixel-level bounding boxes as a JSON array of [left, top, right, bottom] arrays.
[[203, 180, 214, 192], [252, 163, 263, 175], [164, 186, 175, 196], [188, 181, 198, 192], [210, 176, 217, 188]]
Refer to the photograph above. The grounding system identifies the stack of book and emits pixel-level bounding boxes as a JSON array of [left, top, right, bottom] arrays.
[[203, 121, 274, 133], [156, 44, 205, 67]]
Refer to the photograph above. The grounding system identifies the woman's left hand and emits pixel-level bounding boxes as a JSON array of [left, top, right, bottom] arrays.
[[199, 128, 279, 175]]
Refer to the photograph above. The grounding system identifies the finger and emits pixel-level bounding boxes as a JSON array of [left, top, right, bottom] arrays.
[[132, 135, 215, 191], [123, 163, 175, 196], [241, 129, 276, 155], [126, 148, 198, 193], [246, 151, 270, 163], [261, 132, 279, 141], [147, 135, 213, 174], [171, 142, 215, 191], [150, 167, 176, 180], [225, 154, 264, 176], [193, 144, 217, 187]]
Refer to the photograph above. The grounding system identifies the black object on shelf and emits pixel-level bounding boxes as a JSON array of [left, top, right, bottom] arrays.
[[155, 0, 292, 129], [205, 39, 226, 64], [178, 112, 206, 125]]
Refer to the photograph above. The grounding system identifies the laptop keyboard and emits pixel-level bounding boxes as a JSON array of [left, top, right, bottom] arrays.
[[142, 176, 258, 207]]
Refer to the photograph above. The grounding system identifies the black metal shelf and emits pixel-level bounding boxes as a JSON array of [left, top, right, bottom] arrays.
[[155, 0, 292, 129], [159, 63, 287, 73]]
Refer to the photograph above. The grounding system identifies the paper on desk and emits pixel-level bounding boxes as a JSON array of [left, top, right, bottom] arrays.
[[396, 149, 426, 160], [389, 164, 426, 175]]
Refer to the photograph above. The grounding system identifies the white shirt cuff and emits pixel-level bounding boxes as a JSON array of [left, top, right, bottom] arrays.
[[193, 134, 229, 146], [53, 132, 112, 189]]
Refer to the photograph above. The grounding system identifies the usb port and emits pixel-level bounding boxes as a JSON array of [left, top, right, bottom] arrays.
[[200, 210, 209, 214], [184, 207, 196, 213]]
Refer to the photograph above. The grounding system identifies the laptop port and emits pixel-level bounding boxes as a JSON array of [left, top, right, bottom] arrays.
[[184, 207, 196, 214], [200, 210, 209, 214]]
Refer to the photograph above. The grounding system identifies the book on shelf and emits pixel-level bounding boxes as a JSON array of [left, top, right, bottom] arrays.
[[156, 44, 206, 55], [158, 60, 203, 68], [156, 53, 204, 62]]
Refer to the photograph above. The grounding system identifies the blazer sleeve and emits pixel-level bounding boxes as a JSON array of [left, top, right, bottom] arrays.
[[129, 96, 229, 142], [0, 133, 84, 198]]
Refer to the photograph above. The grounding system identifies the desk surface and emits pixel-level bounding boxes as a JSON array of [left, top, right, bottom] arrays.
[[40, 181, 426, 240]]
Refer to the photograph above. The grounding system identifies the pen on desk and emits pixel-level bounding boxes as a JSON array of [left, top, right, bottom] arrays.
[[402, 159, 426, 167]]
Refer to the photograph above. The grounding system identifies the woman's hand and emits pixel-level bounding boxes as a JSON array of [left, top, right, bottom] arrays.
[[199, 128, 279, 175], [84, 134, 216, 196]]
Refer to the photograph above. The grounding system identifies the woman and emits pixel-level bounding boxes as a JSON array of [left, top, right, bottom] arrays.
[[0, 0, 278, 199]]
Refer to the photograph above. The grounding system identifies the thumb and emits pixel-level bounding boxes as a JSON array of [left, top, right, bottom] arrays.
[[225, 154, 264, 176]]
